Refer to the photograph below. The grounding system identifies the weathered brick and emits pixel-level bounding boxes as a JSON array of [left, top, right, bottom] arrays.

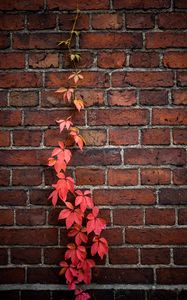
[[178, 208, 187, 225], [11, 248, 41, 264], [113, 208, 143, 225], [92, 13, 123, 30], [129, 52, 159, 68], [0, 111, 21, 126], [157, 268, 187, 284], [159, 189, 187, 205], [0, 131, 10, 146], [175, 0, 187, 8], [0, 14, 24, 30], [88, 109, 149, 125], [0, 209, 14, 226], [0, 248, 8, 265], [12, 168, 42, 186], [63, 51, 94, 69], [16, 208, 46, 226], [59, 14, 89, 30], [10, 91, 38, 106], [93, 189, 155, 205], [141, 168, 171, 185], [176, 130, 187, 151], [13, 130, 42, 146], [27, 14, 56, 30], [113, 0, 170, 9], [109, 248, 138, 264], [145, 208, 175, 225], [0, 33, 10, 49], [163, 52, 187, 68], [0, 72, 42, 88], [173, 168, 187, 185], [108, 169, 138, 186], [173, 248, 187, 265], [0, 150, 50, 166], [75, 168, 105, 185], [29, 53, 59, 69], [109, 128, 139, 145], [124, 148, 186, 166], [80, 33, 142, 49], [139, 90, 168, 106], [0, 169, 10, 186], [108, 90, 136, 106], [146, 32, 187, 48], [112, 71, 173, 87], [158, 13, 187, 29], [47, 0, 109, 10], [126, 13, 154, 29], [172, 90, 187, 105], [0, 190, 27, 206], [0, 91, 8, 107], [153, 109, 187, 125], [177, 72, 187, 87], [141, 248, 170, 265], [97, 52, 126, 68], [0, 53, 25, 69], [141, 128, 170, 145], [0, 268, 25, 283], [0, 0, 44, 10]]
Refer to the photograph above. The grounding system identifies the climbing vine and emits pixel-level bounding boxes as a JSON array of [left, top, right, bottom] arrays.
[[47, 6, 108, 300]]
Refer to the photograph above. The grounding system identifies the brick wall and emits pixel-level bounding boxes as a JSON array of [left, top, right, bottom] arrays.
[[0, 0, 187, 299]]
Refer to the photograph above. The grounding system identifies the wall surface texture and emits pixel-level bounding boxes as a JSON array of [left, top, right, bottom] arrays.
[[0, 0, 187, 299]]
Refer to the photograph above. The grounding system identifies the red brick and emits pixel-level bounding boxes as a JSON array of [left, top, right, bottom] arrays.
[[108, 90, 136, 106], [113, 208, 143, 225], [0, 268, 25, 283], [114, 0, 170, 9], [59, 14, 89, 30], [112, 71, 173, 88], [0, 33, 10, 49], [13, 33, 71, 49], [145, 208, 175, 225], [46, 71, 109, 88], [141, 128, 170, 145], [0, 0, 44, 10], [173, 248, 187, 265], [146, 32, 187, 48], [27, 267, 60, 284], [173, 168, 187, 185], [44, 248, 65, 265], [129, 52, 159, 68], [0, 131, 10, 146], [0, 14, 24, 30], [158, 13, 187, 29], [0, 150, 50, 166], [88, 109, 149, 125], [159, 189, 187, 205], [11, 248, 41, 264], [0, 91, 8, 107], [108, 169, 138, 186], [99, 209, 111, 226], [28, 14, 56, 30], [47, 0, 109, 10], [98, 52, 126, 69], [81, 129, 107, 146], [178, 209, 187, 225], [10, 91, 38, 106], [0, 169, 10, 186], [0, 53, 25, 69], [0, 111, 21, 126], [109, 248, 138, 264], [71, 149, 121, 166], [0, 209, 14, 225], [13, 130, 42, 146], [153, 108, 187, 125], [172, 90, 187, 105], [12, 168, 42, 186], [24, 110, 85, 126], [175, 0, 187, 8], [76, 90, 104, 106], [126, 228, 187, 245], [44, 128, 60, 147], [0, 248, 8, 265], [93, 267, 153, 284], [0, 72, 42, 88], [30, 189, 51, 205], [157, 268, 187, 284], [92, 13, 123, 29], [0, 228, 57, 245], [63, 51, 93, 69], [163, 52, 187, 69], [141, 248, 170, 265], [139, 90, 168, 106], [29, 53, 59, 69], [16, 208, 46, 226], [126, 13, 154, 29], [93, 189, 155, 205], [103, 228, 123, 246], [173, 127, 187, 148], [141, 168, 171, 185], [177, 72, 187, 87], [124, 148, 186, 166], [80, 33, 142, 49], [0, 190, 27, 206], [109, 128, 139, 145], [76, 168, 105, 185]]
